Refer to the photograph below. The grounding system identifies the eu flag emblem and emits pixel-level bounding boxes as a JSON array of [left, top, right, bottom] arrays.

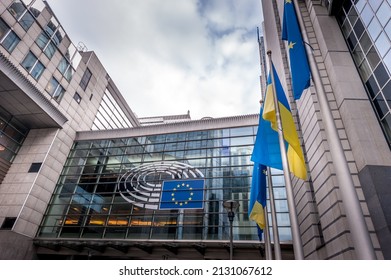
[[159, 179, 205, 209]]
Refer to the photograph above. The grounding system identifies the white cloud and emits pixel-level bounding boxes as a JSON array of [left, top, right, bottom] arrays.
[[48, 0, 262, 120]]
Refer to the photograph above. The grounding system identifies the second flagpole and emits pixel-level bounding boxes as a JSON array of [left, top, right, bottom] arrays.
[[267, 50, 304, 260]]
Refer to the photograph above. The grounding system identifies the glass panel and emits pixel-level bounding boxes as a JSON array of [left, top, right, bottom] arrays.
[[53, 27, 65, 45], [381, 113, 391, 143], [366, 75, 380, 98], [57, 57, 69, 74], [375, 32, 390, 57], [44, 41, 56, 59], [347, 31, 358, 49], [358, 58, 371, 81], [347, 4, 358, 25], [369, 0, 383, 12], [353, 19, 365, 39], [2, 31, 20, 52], [368, 18, 382, 41], [353, 45, 364, 64], [36, 32, 49, 50], [8, 1, 26, 19], [382, 81, 391, 106], [19, 11, 35, 30], [373, 93, 389, 118], [53, 85, 65, 102], [21, 52, 37, 72], [374, 63, 390, 88], [361, 3, 374, 26], [30, 0, 46, 18], [367, 46, 380, 69], [46, 77, 59, 95], [377, 2, 391, 27]]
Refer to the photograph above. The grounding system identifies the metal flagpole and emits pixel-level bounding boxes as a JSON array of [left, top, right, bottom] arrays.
[[267, 51, 304, 260], [267, 167, 282, 260], [292, 0, 376, 259], [263, 206, 272, 260]]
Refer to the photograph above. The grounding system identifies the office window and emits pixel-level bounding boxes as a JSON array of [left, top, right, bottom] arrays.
[[73, 92, 82, 104], [0, 19, 20, 53], [0, 217, 16, 230], [46, 77, 65, 102], [28, 162, 42, 173], [8, 1, 26, 19], [36, 31, 56, 59], [21, 52, 45, 80], [80, 68, 92, 91], [57, 56, 74, 81], [2, 31, 20, 52], [0, 19, 9, 38], [19, 10, 34, 30]]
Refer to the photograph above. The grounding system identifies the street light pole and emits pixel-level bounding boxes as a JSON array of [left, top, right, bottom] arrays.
[[223, 200, 240, 260]]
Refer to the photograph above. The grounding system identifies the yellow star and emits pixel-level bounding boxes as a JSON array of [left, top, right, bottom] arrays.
[[171, 193, 175, 196], [172, 198, 175, 201], [189, 197, 192, 201], [288, 41, 296, 49]]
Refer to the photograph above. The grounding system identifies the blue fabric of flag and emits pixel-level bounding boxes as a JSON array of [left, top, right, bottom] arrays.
[[248, 163, 268, 236], [282, 0, 310, 100], [159, 179, 204, 209]]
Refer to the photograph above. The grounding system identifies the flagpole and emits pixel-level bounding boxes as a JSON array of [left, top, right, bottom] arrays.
[[292, 0, 376, 260], [267, 51, 304, 260], [263, 206, 272, 260], [267, 167, 282, 260]]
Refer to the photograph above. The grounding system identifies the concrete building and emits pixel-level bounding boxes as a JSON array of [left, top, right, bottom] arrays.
[[0, 0, 138, 259], [260, 0, 391, 259]]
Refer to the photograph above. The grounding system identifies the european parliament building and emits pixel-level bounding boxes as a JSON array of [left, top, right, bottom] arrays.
[[0, 0, 293, 260], [1, 0, 390, 260]]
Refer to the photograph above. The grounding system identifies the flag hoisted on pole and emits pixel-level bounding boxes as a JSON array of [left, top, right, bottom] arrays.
[[250, 53, 306, 258], [252, 63, 307, 180], [265, 51, 304, 259], [248, 163, 267, 236], [291, 0, 376, 259], [282, 0, 311, 100]]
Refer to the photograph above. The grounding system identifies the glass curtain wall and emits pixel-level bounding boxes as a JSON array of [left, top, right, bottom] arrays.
[[38, 126, 291, 242], [337, 0, 391, 144]]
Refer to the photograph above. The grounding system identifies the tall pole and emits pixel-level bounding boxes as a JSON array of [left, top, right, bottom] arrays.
[[263, 206, 272, 260], [292, 0, 376, 259], [267, 167, 282, 260], [267, 51, 304, 260], [228, 212, 234, 260]]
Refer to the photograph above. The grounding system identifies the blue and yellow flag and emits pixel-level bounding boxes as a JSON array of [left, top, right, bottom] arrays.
[[282, 0, 310, 100], [249, 163, 267, 234], [252, 64, 307, 180], [159, 179, 204, 209]]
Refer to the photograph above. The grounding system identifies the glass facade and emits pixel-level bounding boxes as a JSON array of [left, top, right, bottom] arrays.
[[38, 126, 291, 242], [337, 0, 391, 144], [92, 88, 134, 130]]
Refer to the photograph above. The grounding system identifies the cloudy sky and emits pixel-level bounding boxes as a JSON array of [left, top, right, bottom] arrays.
[[48, 0, 263, 120]]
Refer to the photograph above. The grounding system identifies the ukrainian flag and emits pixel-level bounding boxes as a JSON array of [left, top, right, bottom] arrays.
[[282, 0, 310, 100], [252, 64, 307, 180], [266, 64, 307, 179], [249, 163, 267, 233]]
